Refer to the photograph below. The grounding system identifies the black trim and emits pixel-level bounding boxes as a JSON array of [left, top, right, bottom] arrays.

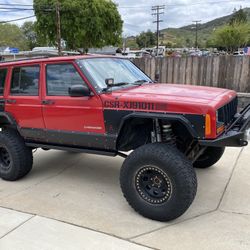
[[20, 128, 116, 150], [0, 99, 5, 112], [104, 110, 205, 139], [199, 131, 247, 147]]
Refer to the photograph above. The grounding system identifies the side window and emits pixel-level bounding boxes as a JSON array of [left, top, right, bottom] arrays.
[[10, 66, 40, 96], [46, 63, 87, 96], [0, 68, 7, 96]]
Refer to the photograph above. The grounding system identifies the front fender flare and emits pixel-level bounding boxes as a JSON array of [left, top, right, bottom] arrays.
[[117, 112, 204, 139]]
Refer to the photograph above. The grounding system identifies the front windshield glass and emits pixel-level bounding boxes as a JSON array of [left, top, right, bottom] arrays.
[[77, 58, 152, 92]]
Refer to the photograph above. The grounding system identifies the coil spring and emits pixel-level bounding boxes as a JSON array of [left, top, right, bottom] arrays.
[[162, 124, 176, 145]]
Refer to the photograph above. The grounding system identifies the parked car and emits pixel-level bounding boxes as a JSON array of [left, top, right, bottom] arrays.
[[0, 55, 249, 222], [233, 51, 245, 56]]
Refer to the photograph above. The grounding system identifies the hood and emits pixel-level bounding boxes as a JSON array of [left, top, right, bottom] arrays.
[[112, 83, 232, 102], [101, 83, 237, 114]]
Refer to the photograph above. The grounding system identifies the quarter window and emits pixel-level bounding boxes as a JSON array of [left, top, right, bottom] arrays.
[[46, 63, 87, 96], [0, 68, 7, 95], [10, 66, 40, 96]]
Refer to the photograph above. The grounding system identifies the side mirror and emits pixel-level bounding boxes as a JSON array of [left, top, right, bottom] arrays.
[[69, 85, 91, 97]]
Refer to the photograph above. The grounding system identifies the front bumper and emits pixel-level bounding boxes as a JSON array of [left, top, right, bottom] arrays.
[[199, 104, 250, 147]]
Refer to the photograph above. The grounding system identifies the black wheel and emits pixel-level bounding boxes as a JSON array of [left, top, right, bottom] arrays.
[[120, 143, 197, 222], [194, 147, 225, 169], [0, 129, 33, 181]]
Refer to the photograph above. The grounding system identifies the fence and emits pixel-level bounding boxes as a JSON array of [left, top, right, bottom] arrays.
[[133, 56, 250, 93]]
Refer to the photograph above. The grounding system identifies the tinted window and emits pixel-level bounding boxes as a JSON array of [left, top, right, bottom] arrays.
[[11, 66, 39, 96], [0, 68, 7, 95], [46, 63, 86, 96]]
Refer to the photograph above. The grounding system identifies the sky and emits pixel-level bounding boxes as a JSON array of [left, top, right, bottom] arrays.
[[0, 0, 249, 36]]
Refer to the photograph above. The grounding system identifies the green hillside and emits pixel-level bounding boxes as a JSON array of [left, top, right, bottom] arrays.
[[160, 7, 250, 47]]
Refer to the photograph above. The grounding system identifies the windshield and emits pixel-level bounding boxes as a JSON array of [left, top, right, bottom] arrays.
[[77, 58, 152, 92]]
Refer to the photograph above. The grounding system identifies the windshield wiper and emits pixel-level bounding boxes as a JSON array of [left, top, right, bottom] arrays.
[[113, 82, 131, 87], [102, 82, 131, 93], [132, 80, 151, 86]]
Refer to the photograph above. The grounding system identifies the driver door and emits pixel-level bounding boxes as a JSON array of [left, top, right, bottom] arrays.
[[41, 61, 105, 146]]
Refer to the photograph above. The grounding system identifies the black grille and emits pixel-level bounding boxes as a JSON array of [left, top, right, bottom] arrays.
[[218, 97, 238, 125]]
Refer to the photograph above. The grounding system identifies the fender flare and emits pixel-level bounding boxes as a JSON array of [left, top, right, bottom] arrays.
[[117, 112, 200, 139], [0, 112, 17, 127]]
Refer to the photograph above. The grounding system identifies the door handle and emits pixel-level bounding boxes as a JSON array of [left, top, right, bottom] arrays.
[[6, 99, 16, 104], [42, 100, 55, 105]]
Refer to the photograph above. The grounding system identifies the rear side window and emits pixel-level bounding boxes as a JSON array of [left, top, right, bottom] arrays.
[[10, 66, 40, 96], [0, 68, 7, 95], [46, 63, 86, 96]]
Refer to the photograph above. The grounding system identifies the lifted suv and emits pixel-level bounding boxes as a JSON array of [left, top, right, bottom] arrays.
[[0, 56, 249, 221]]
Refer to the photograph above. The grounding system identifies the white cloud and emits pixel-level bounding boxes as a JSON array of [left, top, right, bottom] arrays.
[[116, 0, 249, 35], [0, 0, 249, 34]]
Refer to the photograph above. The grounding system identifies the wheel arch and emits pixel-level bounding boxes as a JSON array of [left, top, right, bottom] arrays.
[[0, 112, 17, 128], [116, 113, 199, 151]]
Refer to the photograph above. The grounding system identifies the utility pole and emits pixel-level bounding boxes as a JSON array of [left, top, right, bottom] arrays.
[[152, 5, 165, 56], [192, 20, 201, 50], [56, 0, 62, 55]]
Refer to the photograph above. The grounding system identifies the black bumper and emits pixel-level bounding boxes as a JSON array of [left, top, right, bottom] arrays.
[[199, 104, 250, 147]]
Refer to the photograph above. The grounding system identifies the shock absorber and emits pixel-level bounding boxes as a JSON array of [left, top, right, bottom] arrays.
[[151, 119, 162, 143]]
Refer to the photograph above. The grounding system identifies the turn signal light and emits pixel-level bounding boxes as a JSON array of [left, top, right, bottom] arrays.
[[205, 114, 211, 136]]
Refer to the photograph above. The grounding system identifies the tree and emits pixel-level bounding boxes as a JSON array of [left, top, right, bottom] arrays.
[[21, 21, 47, 50], [126, 39, 139, 49], [212, 22, 250, 52], [185, 38, 192, 47], [0, 23, 28, 50], [229, 8, 247, 25], [136, 30, 156, 48], [34, 0, 123, 51]]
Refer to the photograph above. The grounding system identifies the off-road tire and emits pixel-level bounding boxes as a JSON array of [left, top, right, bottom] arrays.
[[0, 129, 33, 181], [194, 147, 225, 169], [120, 143, 197, 222]]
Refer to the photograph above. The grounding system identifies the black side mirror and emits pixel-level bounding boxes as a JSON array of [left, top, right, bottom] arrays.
[[69, 85, 91, 97]]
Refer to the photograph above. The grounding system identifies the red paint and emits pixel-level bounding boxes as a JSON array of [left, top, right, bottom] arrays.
[[100, 83, 236, 138], [1, 56, 237, 139]]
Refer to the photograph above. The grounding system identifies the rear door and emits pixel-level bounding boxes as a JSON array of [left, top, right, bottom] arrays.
[[5, 64, 45, 129]]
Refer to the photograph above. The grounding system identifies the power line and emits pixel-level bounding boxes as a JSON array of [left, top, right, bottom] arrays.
[[152, 5, 165, 56], [0, 7, 34, 11], [0, 7, 55, 12], [0, 15, 35, 24]]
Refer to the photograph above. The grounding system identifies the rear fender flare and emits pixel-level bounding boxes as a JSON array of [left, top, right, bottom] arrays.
[[0, 112, 17, 127]]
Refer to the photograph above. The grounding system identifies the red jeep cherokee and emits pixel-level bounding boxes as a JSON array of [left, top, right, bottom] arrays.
[[0, 55, 249, 221]]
